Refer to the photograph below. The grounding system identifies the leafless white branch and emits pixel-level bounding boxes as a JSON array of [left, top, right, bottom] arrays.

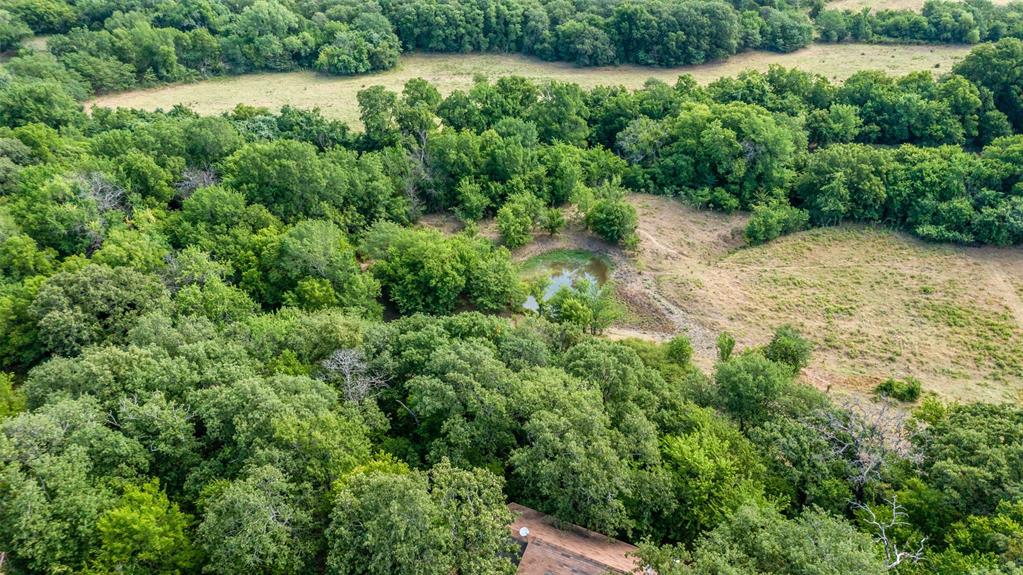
[[854, 496, 926, 570], [809, 399, 919, 495], [174, 167, 218, 199]]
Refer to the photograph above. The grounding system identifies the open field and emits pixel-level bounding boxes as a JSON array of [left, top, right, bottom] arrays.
[[827, 0, 1013, 11], [87, 44, 972, 127], [506, 195, 1023, 403]]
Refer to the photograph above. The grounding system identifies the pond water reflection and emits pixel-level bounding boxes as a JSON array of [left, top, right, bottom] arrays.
[[522, 257, 609, 311]]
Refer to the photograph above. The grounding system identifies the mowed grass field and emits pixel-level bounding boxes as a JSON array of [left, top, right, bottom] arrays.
[[87, 44, 972, 126], [624, 195, 1023, 403], [828, 0, 1013, 11]]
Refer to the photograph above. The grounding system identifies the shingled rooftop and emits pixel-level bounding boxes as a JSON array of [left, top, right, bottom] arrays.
[[508, 503, 640, 575]]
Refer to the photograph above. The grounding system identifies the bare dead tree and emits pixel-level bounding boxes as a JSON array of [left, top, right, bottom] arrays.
[[74, 171, 125, 213], [321, 348, 385, 403], [810, 399, 919, 502], [174, 167, 218, 199], [854, 496, 926, 570], [321, 349, 419, 424]]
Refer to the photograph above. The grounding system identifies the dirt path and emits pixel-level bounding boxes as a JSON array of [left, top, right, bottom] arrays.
[[985, 261, 1023, 328], [638, 229, 686, 259]]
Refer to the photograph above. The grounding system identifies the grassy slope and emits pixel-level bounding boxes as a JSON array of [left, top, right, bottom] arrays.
[[624, 194, 1023, 403], [827, 0, 1012, 12], [86, 44, 971, 127]]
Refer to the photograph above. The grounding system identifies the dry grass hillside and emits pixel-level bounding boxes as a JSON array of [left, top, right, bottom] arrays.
[[582, 195, 1023, 403], [827, 0, 1012, 11], [87, 45, 971, 127]]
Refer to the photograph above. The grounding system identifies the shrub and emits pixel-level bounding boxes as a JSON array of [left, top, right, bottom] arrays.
[[586, 199, 637, 245], [763, 325, 813, 372], [540, 208, 565, 236], [875, 377, 922, 402], [666, 335, 694, 365], [745, 203, 809, 245], [497, 193, 541, 248], [717, 332, 736, 361]]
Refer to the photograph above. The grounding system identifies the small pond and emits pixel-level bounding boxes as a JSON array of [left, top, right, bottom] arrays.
[[522, 255, 610, 312]]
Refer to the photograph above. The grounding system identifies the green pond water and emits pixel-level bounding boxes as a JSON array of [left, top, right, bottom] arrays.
[[522, 257, 609, 311]]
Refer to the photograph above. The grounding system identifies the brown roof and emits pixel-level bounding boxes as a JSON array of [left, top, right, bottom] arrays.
[[508, 503, 640, 575]]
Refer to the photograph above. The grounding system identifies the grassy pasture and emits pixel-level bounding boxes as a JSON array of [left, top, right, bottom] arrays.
[[87, 44, 972, 127], [827, 0, 1013, 11], [624, 194, 1023, 403]]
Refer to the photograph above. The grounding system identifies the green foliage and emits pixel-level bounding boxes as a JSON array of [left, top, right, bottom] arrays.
[[955, 39, 1023, 131], [197, 465, 315, 575], [717, 332, 736, 361], [539, 207, 565, 236], [0, 372, 25, 418], [586, 197, 638, 245], [90, 480, 197, 575], [30, 264, 170, 356], [545, 279, 622, 335], [364, 224, 518, 315], [496, 192, 541, 248], [763, 324, 813, 372], [686, 503, 886, 574], [221, 139, 331, 223], [326, 461, 515, 575], [0, 9, 31, 50], [875, 376, 923, 402], [745, 202, 809, 245], [659, 410, 767, 542], [715, 352, 792, 428], [0, 80, 83, 128], [666, 335, 694, 365], [914, 403, 1023, 517]]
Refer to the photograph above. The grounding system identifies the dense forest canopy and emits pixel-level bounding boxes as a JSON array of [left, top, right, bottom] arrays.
[[3, 0, 1023, 573], [0, 0, 1020, 100]]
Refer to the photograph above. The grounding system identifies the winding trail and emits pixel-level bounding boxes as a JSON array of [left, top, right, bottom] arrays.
[[985, 261, 1023, 327]]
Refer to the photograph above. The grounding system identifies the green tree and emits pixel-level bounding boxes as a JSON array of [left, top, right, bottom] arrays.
[[509, 370, 633, 535], [666, 335, 694, 365], [29, 264, 170, 356], [685, 503, 886, 574], [0, 9, 31, 51], [763, 324, 813, 372], [954, 39, 1023, 131], [496, 193, 541, 248], [715, 352, 792, 429], [222, 140, 332, 222], [0, 372, 25, 419], [90, 480, 197, 575], [0, 80, 83, 128], [528, 81, 589, 146], [744, 203, 809, 245], [197, 465, 315, 575], [586, 197, 638, 245], [0, 398, 148, 574], [365, 225, 466, 315], [539, 208, 565, 236], [358, 85, 400, 148]]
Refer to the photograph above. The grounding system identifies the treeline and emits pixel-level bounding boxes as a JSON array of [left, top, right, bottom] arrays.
[[3, 39, 1023, 252], [0, 0, 814, 96], [817, 0, 1023, 44], [378, 0, 815, 65], [3, 299, 1023, 575]]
